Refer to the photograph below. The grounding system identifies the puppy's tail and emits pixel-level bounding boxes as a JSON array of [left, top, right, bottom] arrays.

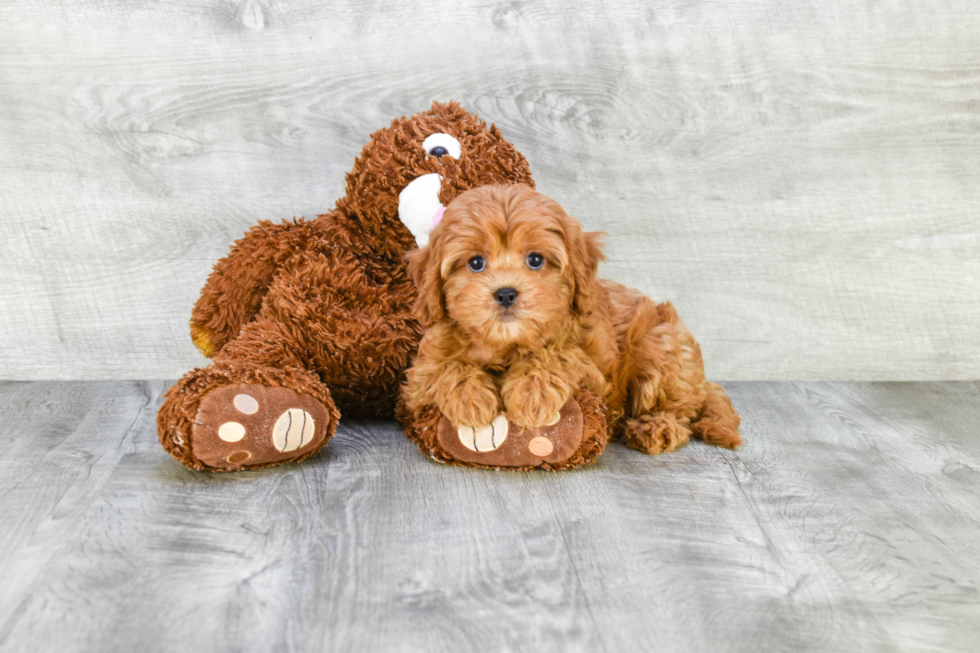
[[691, 382, 742, 449]]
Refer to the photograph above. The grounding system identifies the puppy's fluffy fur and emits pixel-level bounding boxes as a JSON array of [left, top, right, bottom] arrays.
[[403, 184, 741, 455]]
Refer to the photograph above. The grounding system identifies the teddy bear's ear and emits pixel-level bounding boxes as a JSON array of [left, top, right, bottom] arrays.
[[406, 241, 444, 327]]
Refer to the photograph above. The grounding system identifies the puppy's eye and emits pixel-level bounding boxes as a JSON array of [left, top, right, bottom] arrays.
[[526, 253, 545, 270], [467, 255, 486, 272], [421, 133, 461, 159]]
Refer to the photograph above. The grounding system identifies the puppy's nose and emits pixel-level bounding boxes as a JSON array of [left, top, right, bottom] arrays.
[[494, 287, 518, 308]]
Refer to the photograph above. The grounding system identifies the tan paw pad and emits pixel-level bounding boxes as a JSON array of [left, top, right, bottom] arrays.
[[233, 393, 259, 414], [217, 421, 246, 442], [457, 414, 509, 452], [272, 408, 316, 453], [528, 436, 554, 457]]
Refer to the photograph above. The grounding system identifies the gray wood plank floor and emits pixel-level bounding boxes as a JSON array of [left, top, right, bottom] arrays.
[[0, 381, 977, 652]]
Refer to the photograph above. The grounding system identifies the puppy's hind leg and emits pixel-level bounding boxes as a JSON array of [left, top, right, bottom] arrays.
[[617, 299, 701, 455], [622, 410, 693, 455], [690, 381, 742, 449]]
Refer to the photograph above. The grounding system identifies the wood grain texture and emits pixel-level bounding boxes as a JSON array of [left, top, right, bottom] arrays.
[[1, 0, 979, 380], [0, 380, 978, 652]]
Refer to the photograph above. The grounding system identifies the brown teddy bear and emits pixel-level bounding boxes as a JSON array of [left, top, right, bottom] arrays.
[[157, 101, 609, 472]]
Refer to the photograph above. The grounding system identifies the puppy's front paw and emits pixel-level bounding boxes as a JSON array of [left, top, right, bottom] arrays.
[[502, 371, 571, 429], [440, 376, 502, 427]]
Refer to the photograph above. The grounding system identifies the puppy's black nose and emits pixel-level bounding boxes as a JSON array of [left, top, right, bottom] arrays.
[[494, 287, 518, 308]]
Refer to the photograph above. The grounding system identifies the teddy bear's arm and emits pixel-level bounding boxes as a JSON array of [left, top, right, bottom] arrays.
[[189, 219, 305, 357]]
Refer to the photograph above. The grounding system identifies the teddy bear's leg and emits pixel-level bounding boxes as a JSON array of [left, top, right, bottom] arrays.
[[189, 219, 311, 358], [400, 389, 608, 471], [158, 319, 340, 472]]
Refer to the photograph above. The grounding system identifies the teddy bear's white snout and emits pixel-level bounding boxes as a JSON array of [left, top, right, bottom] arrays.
[[398, 173, 446, 248]]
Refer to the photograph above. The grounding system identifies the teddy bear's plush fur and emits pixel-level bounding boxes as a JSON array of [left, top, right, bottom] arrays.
[[157, 102, 555, 471]]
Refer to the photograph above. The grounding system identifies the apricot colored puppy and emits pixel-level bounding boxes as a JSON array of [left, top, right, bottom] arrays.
[[402, 184, 742, 455]]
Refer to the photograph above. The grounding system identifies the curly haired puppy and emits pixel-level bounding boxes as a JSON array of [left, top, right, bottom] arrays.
[[403, 184, 741, 455]]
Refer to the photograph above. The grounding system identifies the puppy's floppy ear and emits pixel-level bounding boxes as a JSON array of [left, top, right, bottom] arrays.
[[565, 219, 605, 315], [406, 239, 444, 327]]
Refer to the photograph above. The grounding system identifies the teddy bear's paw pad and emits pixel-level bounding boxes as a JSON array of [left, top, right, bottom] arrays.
[[271, 408, 317, 452], [456, 414, 509, 452], [528, 436, 554, 456], [191, 384, 329, 470], [436, 397, 584, 468]]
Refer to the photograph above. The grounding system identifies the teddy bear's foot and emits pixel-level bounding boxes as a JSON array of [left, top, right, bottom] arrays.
[[190, 384, 332, 470], [158, 361, 339, 472], [400, 389, 608, 471]]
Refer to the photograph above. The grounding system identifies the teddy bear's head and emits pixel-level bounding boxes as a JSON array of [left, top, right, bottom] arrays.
[[336, 101, 534, 257]]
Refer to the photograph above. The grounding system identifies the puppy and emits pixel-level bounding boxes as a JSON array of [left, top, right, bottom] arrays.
[[402, 184, 741, 455]]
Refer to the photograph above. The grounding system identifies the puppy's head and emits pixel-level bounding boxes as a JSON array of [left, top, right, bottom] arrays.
[[407, 184, 604, 348]]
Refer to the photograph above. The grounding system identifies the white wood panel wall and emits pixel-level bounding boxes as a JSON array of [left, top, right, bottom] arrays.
[[1, 0, 978, 380]]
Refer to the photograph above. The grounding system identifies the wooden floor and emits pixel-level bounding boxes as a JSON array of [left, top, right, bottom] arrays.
[[0, 381, 977, 652]]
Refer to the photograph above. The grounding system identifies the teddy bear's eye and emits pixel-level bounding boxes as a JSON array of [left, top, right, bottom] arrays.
[[467, 256, 486, 272], [526, 253, 545, 270], [422, 133, 461, 159]]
